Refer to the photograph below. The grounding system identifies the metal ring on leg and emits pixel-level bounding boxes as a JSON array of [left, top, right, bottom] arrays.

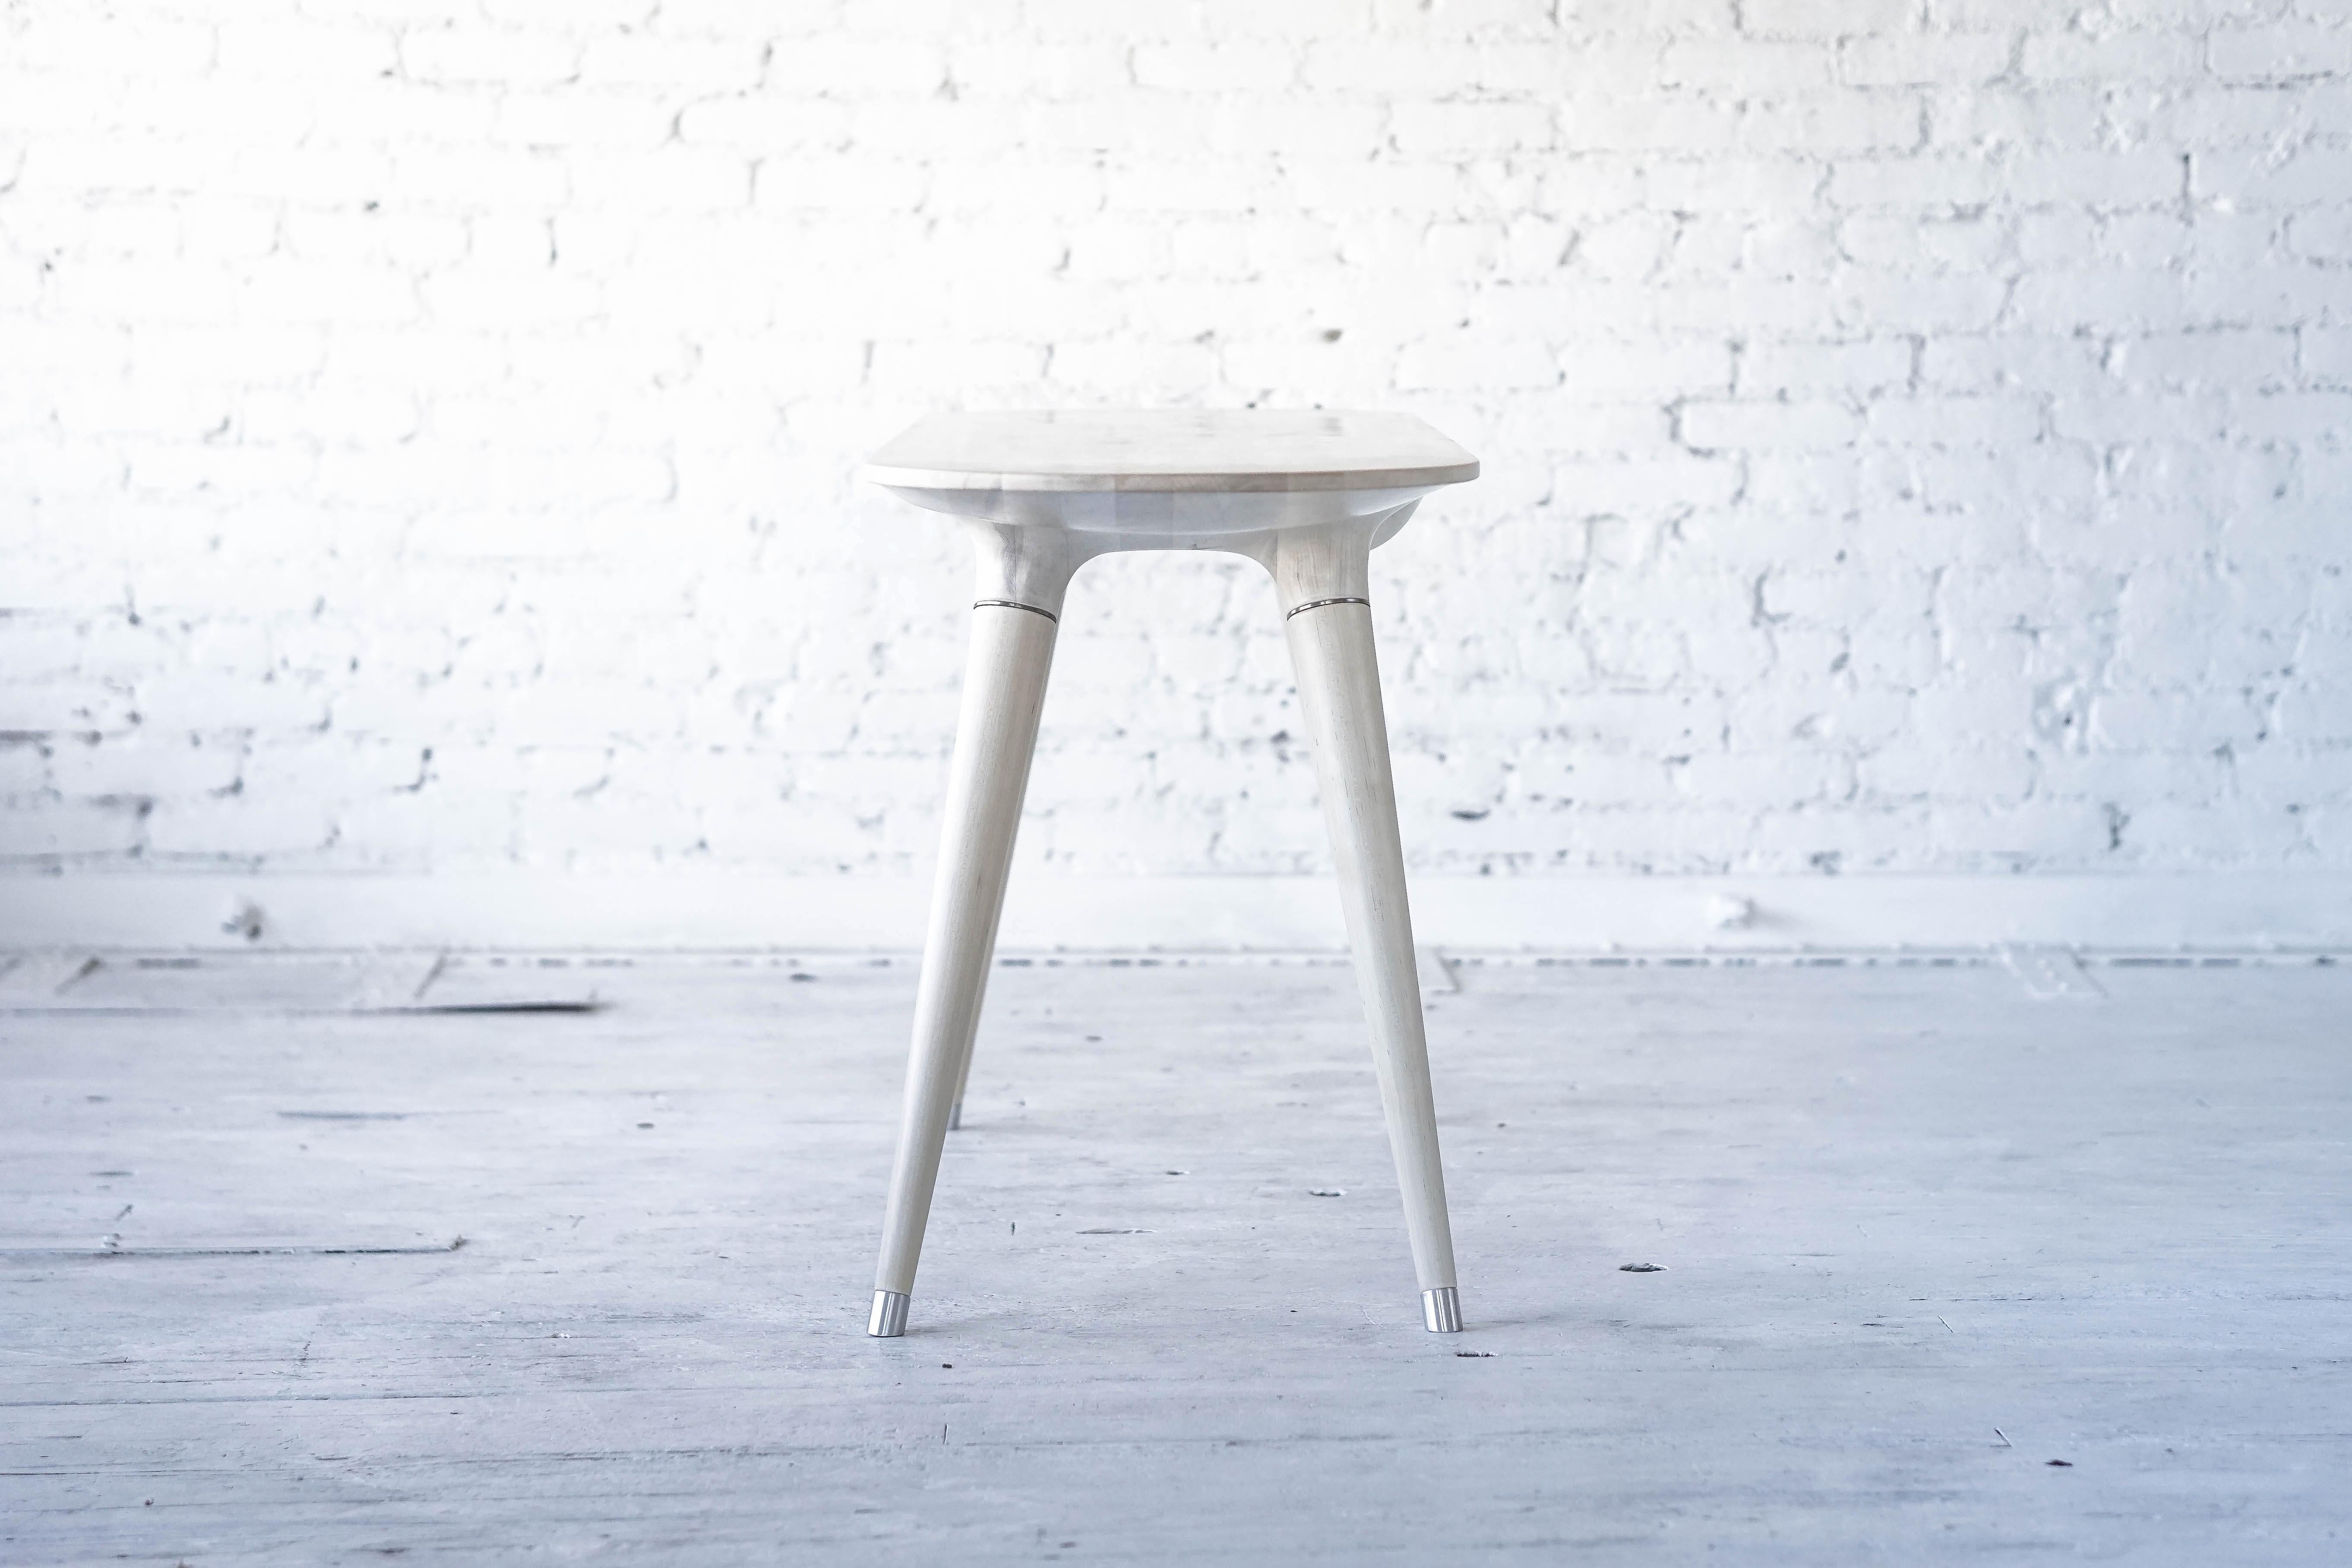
[[1422, 1286, 1463, 1333], [868, 1290, 910, 1338], [1284, 595, 1370, 620], [973, 599, 1058, 623]]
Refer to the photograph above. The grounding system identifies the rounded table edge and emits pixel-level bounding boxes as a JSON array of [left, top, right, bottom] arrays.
[[857, 460, 1481, 495]]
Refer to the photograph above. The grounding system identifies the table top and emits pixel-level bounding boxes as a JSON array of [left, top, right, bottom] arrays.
[[862, 409, 1479, 494]]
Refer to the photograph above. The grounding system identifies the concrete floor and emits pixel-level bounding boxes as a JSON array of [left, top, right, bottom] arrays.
[[3, 951, 2347, 1564]]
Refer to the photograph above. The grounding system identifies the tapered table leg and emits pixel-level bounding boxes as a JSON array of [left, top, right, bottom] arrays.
[[1282, 588, 1463, 1333], [868, 597, 1060, 1337]]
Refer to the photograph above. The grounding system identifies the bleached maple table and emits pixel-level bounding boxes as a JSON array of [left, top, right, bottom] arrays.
[[859, 409, 1480, 1339]]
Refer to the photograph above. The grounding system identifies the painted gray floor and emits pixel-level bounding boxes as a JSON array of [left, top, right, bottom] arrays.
[[3, 953, 2347, 1564]]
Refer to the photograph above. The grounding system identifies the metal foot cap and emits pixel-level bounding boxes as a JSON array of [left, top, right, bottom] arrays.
[[1423, 1285, 1463, 1333], [868, 1290, 910, 1337]]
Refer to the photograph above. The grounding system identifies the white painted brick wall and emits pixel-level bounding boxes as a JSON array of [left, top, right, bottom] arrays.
[[2, 0, 2346, 884]]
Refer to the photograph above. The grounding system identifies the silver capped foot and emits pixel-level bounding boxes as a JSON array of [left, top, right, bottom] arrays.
[[868, 1289, 910, 1338], [1422, 1286, 1463, 1333]]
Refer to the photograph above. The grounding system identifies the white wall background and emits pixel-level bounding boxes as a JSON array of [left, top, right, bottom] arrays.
[[2, 0, 2348, 943]]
